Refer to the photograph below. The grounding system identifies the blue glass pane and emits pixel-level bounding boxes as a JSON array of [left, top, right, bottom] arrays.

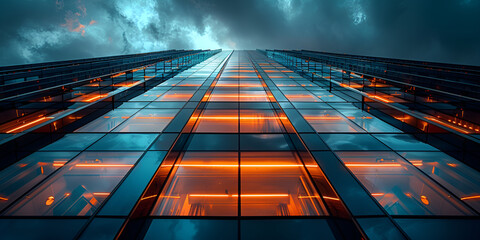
[[88, 133, 158, 151], [41, 134, 104, 151], [0, 219, 86, 239], [373, 134, 438, 151], [395, 218, 480, 239], [356, 217, 405, 240], [149, 133, 178, 151], [240, 134, 291, 151], [320, 134, 389, 151], [187, 134, 238, 151], [299, 134, 329, 151], [241, 219, 335, 240], [79, 218, 124, 240], [144, 219, 237, 240]]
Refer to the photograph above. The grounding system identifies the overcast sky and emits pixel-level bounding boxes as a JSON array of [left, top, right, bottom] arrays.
[[1, 0, 479, 66]]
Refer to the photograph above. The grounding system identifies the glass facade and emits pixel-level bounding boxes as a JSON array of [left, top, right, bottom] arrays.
[[0, 50, 479, 239]]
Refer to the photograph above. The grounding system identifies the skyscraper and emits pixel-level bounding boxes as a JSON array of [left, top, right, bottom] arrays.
[[0, 49, 479, 239]]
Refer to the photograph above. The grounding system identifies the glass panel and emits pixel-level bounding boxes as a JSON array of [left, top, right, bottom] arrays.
[[187, 134, 238, 151], [6, 152, 142, 216], [336, 151, 474, 215], [241, 219, 335, 240], [299, 134, 329, 151], [240, 109, 283, 133], [240, 134, 291, 151], [373, 134, 438, 151], [400, 151, 480, 212], [0, 152, 78, 211], [79, 218, 125, 240], [100, 151, 166, 216], [239, 91, 269, 102], [395, 218, 480, 239], [148, 133, 178, 151], [209, 90, 239, 102], [155, 91, 194, 101], [292, 102, 331, 109], [299, 109, 365, 133], [41, 134, 104, 151], [88, 133, 158, 151], [311, 151, 383, 216], [112, 109, 178, 132], [146, 101, 186, 109], [0, 219, 87, 239], [75, 109, 138, 133], [144, 219, 237, 240], [320, 134, 389, 151], [193, 109, 239, 133], [356, 217, 405, 240], [283, 91, 320, 102], [337, 109, 401, 133], [152, 152, 238, 216], [118, 101, 149, 109], [241, 152, 327, 216]]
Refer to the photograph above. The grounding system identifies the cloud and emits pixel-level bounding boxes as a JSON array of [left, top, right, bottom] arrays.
[[0, 0, 479, 66]]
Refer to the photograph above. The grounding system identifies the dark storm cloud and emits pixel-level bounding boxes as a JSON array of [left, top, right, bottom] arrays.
[[0, 0, 479, 66]]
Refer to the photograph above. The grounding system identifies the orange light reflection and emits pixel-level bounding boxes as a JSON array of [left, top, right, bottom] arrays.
[[75, 164, 134, 168], [6, 116, 54, 133]]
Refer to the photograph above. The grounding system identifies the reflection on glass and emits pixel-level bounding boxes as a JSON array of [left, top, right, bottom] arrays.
[[240, 109, 284, 133], [144, 219, 238, 240], [336, 152, 474, 216], [299, 109, 364, 133], [337, 109, 401, 133], [153, 152, 238, 216], [41, 134, 104, 151], [320, 134, 389, 151], [283, 92, 320, 102], [241, 152, 327, 216], [6, 152, 141, 216], [75, 109, 137, 133], [113, 109, 178, 132], [400, 152, 480, 212], [193, 110, 238, 133], [156, 91, 194, 101], [373, 134, 437, 151], [0, 152, 78, 211]]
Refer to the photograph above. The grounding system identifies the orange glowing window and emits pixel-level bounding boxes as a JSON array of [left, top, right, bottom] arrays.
[[111, 81, 139, 87], [151, 151, 327, 217], [216, 81, 263, 88], [340, 83, 363, 89], [193, 110, 239, 133], [3, 116, 54, 134], [152, 152, 238, 216], [71, 93, 108, 102], [367, 94, 393, 103], [241, 152, 327, 216], [208, 91, 269, 102], [240, 110, 284, 133]]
